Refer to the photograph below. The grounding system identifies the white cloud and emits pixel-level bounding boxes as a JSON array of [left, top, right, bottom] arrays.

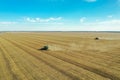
[[89, 19, 120, 25], [80, 19, 120, 31], [0, 22, 17, 25], [107, 15, 113, 18], [80, 17, 86, 23], [84, 0, 97, 2], [26, 18, 36, 22], [25, 17, 62, 23]]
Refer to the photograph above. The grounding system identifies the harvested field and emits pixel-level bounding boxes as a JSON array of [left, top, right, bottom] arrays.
[[0, 32, 120, 80]]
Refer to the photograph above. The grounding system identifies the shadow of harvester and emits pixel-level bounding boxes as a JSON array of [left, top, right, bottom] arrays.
[[95, 37, 99, 40], [38, 46, 48, 51]]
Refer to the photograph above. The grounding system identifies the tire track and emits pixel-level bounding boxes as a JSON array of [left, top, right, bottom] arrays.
[[10, 34, 120, 79], [11, 34, 115, 60], [1, 38, 72, 80], [6, 35, 120, 80], [1, 36, 81, 80], [0, 47, 18, 80], [13, 34, 120, 71], [0, 38, 29, 80]]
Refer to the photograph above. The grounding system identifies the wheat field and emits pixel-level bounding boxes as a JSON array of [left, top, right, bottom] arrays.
[[0, 32, 120, 80]]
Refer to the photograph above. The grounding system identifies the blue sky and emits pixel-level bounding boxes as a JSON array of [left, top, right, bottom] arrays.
[[0, 0, 120, 31]]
